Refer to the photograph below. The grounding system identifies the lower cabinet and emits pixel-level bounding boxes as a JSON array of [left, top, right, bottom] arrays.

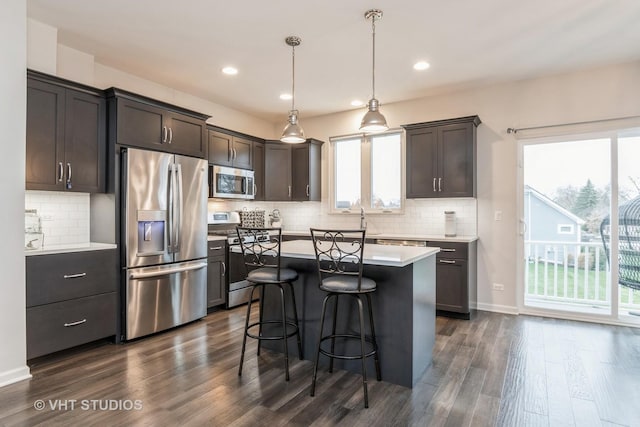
[[428, 240, 477, 319], [207, 241, 227, 308], [26, 249, 118, 359]]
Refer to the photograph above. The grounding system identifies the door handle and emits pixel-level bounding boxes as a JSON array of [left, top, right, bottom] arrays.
[[129, 262, 207, 279], [439, 259, 456, 264], [253, 183, 257, 196], [221, 261, 226, 276], [519, 218, 527, 236], [438, 177, 442, 192], [64, 319, 87, 327], [58, 162, 64, 182], [306, 184, 310, 197], [440, 248, 456, 252], [66, 163, 72, 189], [175, 163, 183, 252], [167, 164, 175, 252], [162, 126, 168, 143], [433, 177, 436, 192], [233, 148, 237, 159], [168, 127, 173, 144], [288, 185, 292, 198], [63, 273, 87, 279]]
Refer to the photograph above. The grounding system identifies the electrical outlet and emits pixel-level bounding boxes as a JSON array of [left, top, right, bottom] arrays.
[[494, 210, 502, 221], [492, 283, 504, 291], [42, 215, 54, 221]]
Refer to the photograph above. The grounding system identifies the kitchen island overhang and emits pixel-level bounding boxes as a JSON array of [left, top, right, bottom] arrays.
[[257, 239, 440, 388]]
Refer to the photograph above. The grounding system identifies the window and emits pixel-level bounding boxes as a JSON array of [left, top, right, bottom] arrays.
[[332, 131, 403, 212], [557, 224, 574, 234]]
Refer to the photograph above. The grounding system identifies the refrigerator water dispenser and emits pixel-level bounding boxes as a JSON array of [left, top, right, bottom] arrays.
[[137, 210, 166, 255]]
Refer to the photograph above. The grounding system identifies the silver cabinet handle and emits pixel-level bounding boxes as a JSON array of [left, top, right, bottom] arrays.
[[228, 146, 232, 161], [168, 127, 173, 144], [209, 246, 223, 250], [221, 261, 226, 276], [162, 126, 168, 143], [67, 163, 72, 183], [64, 319, 87, 327], [438, 177, 442, 192], [306, 184, 310, 197], [439, 259, 456, 264], [441, 248, 456, 252], [288, 185, 292, 198], [63, 273, 87, 279], [433, 177, 436, 192], [253, 183, 257, 195], [58, 162, 64, 182], [233, 148, 237, 159]]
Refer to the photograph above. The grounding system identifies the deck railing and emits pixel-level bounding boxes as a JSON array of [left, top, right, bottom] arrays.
[[525, 240, 640, 313]]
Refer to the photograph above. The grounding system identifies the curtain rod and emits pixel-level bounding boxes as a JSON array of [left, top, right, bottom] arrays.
[[506, 114, 640, 134]]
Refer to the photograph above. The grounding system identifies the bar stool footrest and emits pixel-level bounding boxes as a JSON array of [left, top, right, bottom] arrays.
[[319, 334, 378, 360], [246, 320, 300, 341]]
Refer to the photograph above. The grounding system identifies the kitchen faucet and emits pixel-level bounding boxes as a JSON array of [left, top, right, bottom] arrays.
[[360, 207, 366, 230]]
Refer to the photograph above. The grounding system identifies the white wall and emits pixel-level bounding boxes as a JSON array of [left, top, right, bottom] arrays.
[[301, 61, 640, 313], [0, 0, 31, 387]]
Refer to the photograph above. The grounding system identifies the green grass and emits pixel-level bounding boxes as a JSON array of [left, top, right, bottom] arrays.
[[526, 261, 640, 305]]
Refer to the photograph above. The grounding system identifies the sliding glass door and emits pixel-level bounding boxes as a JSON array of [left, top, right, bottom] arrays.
[[519, 129, 640, 323]]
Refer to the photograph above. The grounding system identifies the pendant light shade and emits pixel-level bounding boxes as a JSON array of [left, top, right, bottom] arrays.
[[280, 36, 305, 144], [360, 9, 388, 133]]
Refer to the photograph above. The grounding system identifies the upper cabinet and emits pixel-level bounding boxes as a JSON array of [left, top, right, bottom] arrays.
[[403, 116, 481, 198], [107, 88, 209, 159], [26, 70, 106, 193], [252, 142, 265, 201], [264, 139, 323, 201], [207, 129, 253, 170]]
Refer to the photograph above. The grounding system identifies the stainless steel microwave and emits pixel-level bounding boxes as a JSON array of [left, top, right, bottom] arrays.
[[209, 165, 255, 199]]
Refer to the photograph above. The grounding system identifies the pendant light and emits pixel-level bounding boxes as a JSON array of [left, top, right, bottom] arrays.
[[360, 9, 388, 133], [280, 36, 306, 143]]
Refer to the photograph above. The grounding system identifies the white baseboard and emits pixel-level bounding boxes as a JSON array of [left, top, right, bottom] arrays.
[[476, 302, 519, 315], [0, 366, 31, 388]]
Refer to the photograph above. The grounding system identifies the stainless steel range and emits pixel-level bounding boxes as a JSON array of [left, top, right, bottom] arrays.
[[207, 211, 268, 308]]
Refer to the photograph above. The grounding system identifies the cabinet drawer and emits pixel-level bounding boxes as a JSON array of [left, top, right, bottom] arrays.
[[27, 292, 117, 359], [27, 250, 117, 307], [429, 241, 468, 260], [208, 242, 226, 259]]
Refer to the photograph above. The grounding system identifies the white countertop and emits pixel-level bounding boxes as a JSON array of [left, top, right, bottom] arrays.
[[279, 239, 439, 267], [207, 235, 228, 242], [25, 242, 118, 256], [282, 230, 478, 243]]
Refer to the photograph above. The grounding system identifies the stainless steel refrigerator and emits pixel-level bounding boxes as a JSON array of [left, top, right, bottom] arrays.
[[122, 148, 208, 340]]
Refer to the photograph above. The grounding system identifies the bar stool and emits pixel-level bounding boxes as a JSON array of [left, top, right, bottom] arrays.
[[236, 227, 302, 381], [309, 228, 381, 408]]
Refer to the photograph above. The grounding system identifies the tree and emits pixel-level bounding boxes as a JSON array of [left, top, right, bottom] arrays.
[[574, 179, 600, 219], [552, 185, 579, 212]]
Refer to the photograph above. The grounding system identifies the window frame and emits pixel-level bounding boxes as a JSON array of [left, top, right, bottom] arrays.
[[557, 224, 575, 234], [329, 129, 405, 214]]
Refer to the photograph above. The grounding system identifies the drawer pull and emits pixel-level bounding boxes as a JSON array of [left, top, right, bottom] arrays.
[[64, 319, 87, 327], [209, 246, 223, 250], [63, 273, 87, 279], [439, 259, 456, 264], [441, 248, 456, 252]]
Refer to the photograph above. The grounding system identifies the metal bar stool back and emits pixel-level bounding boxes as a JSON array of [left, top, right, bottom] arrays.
[[309, 228, 381, 408], [236, 227, 303, 381]]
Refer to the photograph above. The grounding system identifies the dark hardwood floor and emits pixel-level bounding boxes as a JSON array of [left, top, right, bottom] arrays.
[[1, 308, 639, 426]]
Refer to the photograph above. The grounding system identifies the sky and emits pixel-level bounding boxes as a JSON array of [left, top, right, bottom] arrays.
[[524, 135, 640, 200]]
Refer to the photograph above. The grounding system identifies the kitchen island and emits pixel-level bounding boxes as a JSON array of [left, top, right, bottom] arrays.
[[259, 239, 439, 388]]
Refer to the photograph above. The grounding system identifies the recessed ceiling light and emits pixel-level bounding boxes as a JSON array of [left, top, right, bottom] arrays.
[[222, 66, 238, 75], [413, 61, 430, 71], [351, 100, 364, 107], [280, 93, 293, 100]]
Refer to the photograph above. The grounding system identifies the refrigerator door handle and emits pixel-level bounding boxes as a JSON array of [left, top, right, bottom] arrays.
[[175, 163, 183, 253], [129, 262, 207, 280], [167, 163, 175, 253]]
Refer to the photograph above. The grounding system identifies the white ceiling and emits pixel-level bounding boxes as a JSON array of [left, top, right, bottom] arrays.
[[27, 0, 640, 123]]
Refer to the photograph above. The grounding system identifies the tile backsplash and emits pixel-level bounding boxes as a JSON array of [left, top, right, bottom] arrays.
[[25, 191, 90, 246], [212, 198, 477, 236]]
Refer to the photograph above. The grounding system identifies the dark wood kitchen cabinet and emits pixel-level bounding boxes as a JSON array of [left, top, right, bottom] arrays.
[[26, 70, 106, 193], [427, 240, 477, 319], [403, 116, 480, 198], [264, 139, 323, 201], [26, 249, 118, 359], [108, 88, 209, 158], [208, 129, 253, 170], [252, 141, 265, 200], [207, 241, 227, 308]]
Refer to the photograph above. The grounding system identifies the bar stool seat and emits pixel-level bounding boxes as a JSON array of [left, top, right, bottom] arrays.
[[248, 267, 298, 283], [236, 227, 302, 382], [321, 276, 376, 293], [309, 228, 381, 408]]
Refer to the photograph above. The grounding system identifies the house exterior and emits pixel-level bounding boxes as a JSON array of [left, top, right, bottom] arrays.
[[524, 185, 585, 262]]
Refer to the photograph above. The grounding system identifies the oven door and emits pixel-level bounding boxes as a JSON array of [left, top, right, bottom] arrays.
[[210, 165, 255, 199]]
